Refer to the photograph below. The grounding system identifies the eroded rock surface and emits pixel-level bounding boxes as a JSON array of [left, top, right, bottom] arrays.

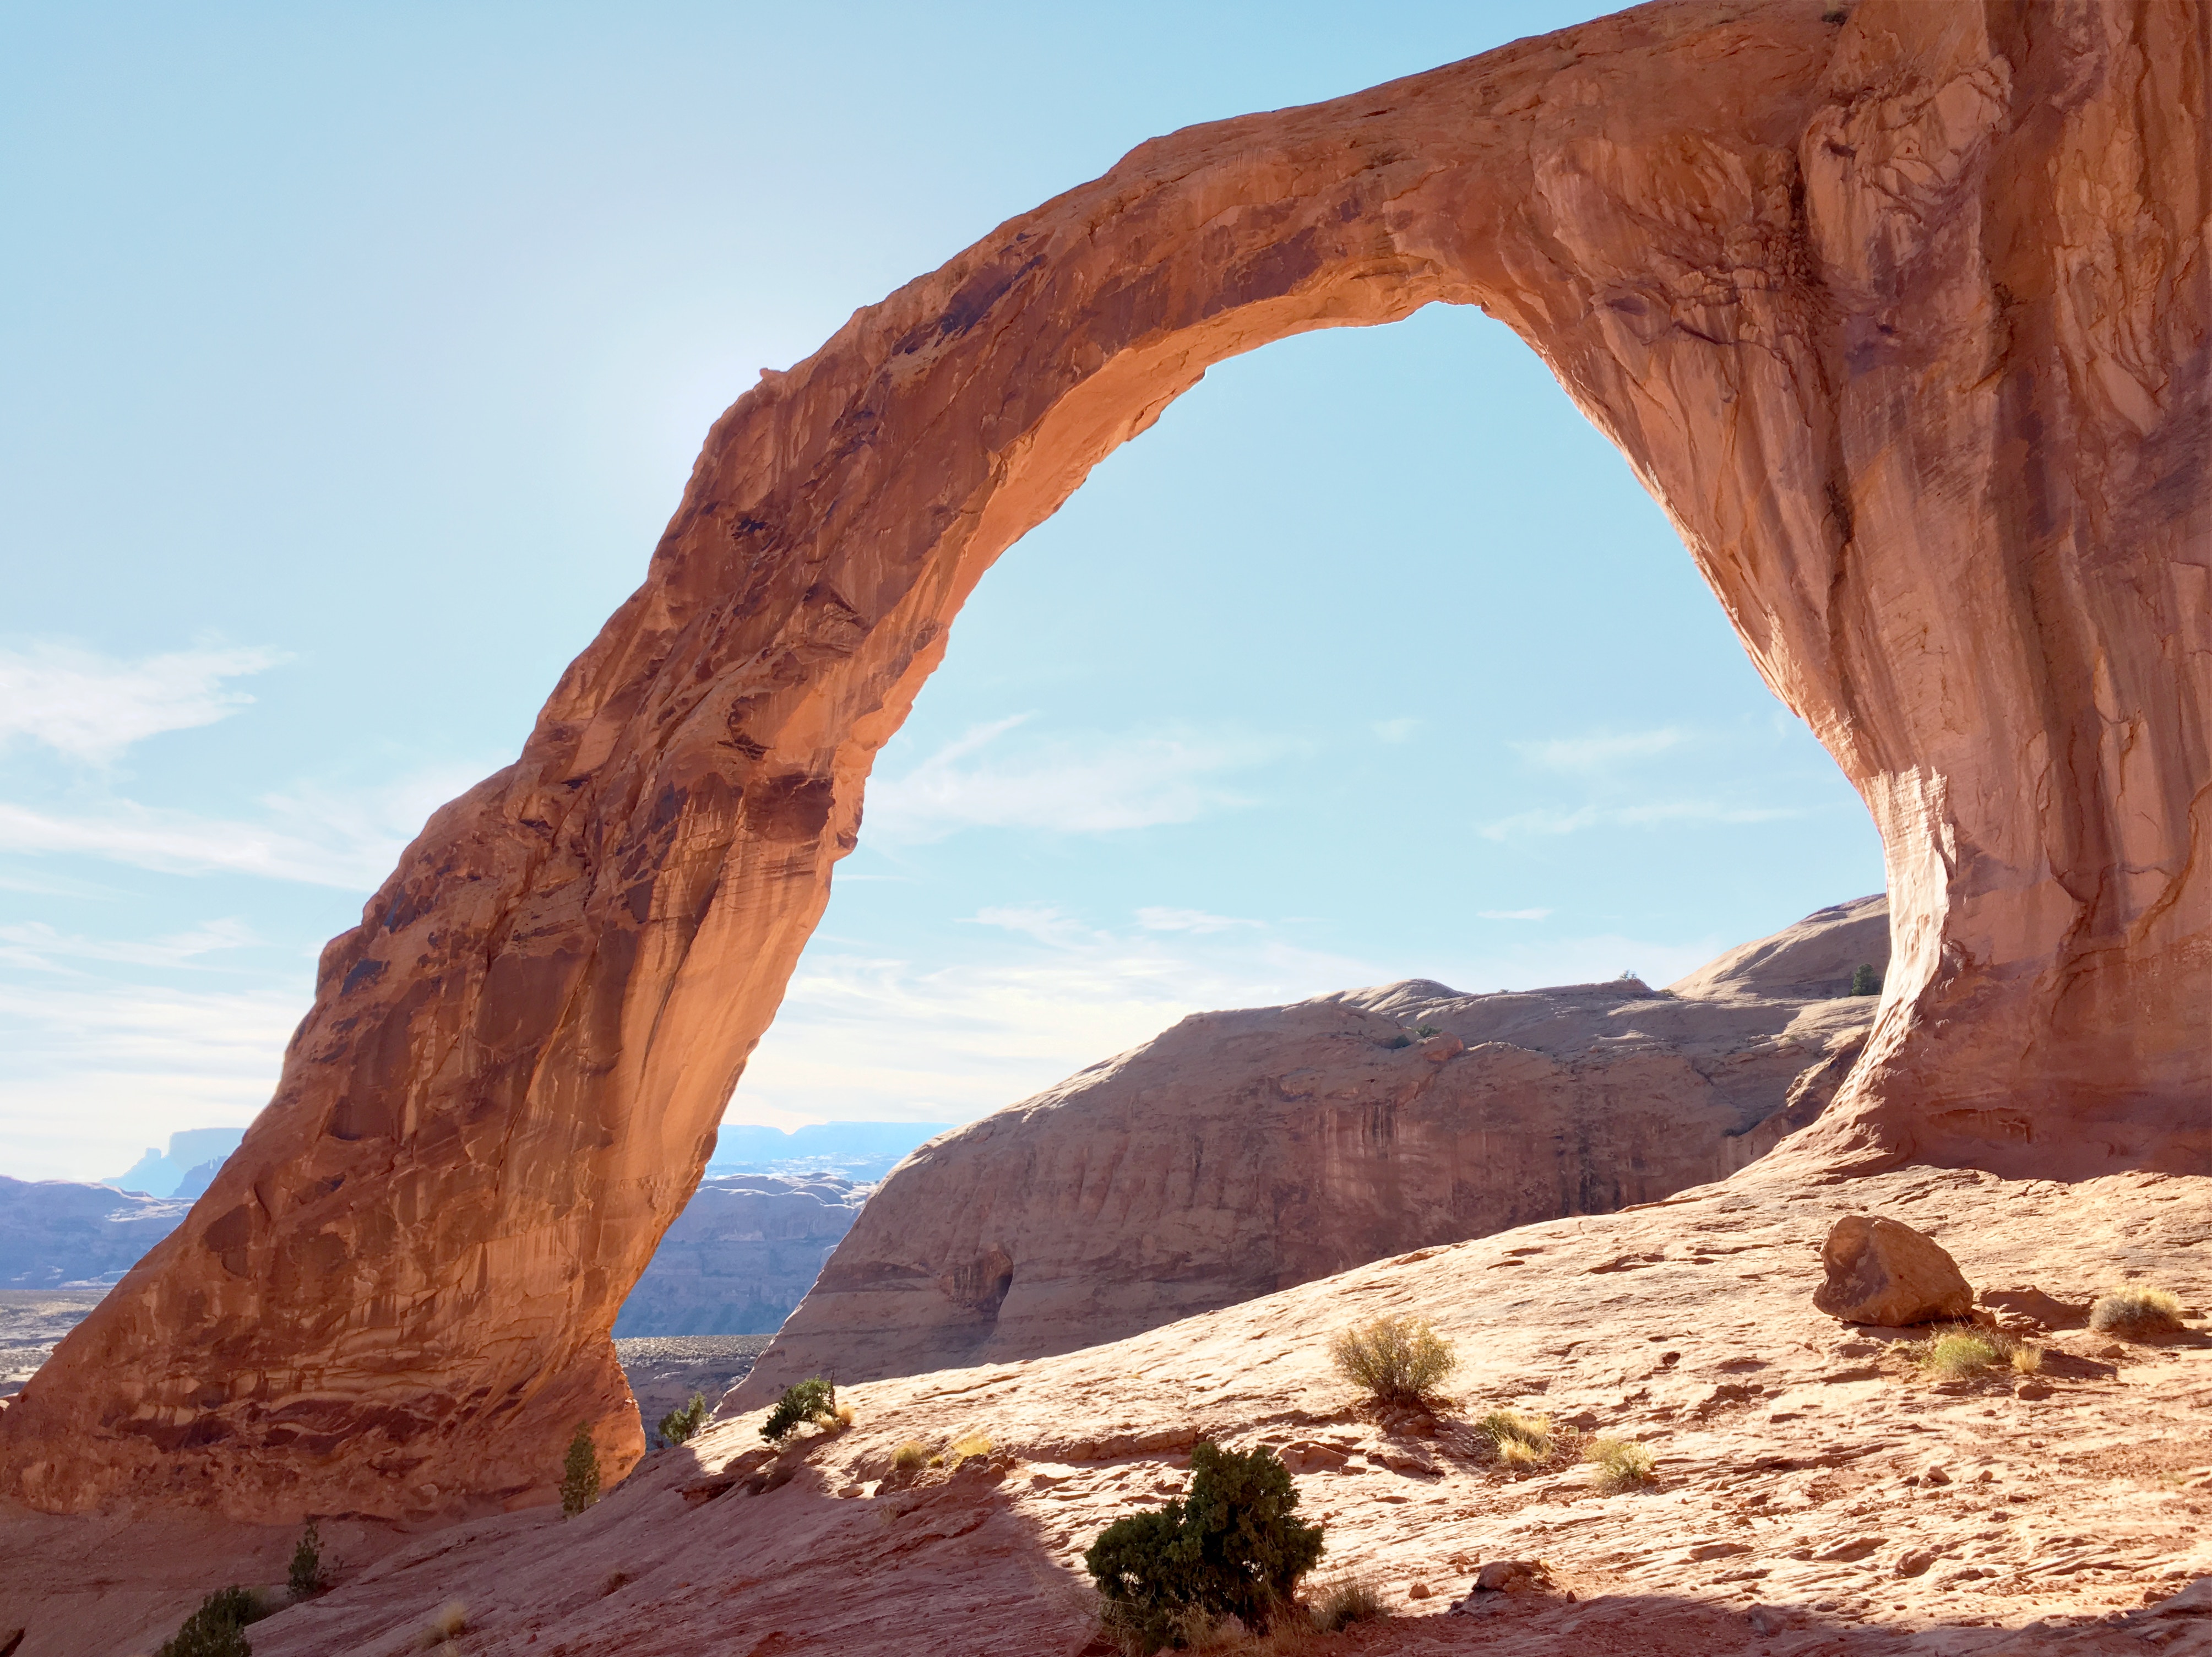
[[6, 0, 2202, 1520], [735, 901, 1886, 1405], [8, 1164, 2204, 1657]]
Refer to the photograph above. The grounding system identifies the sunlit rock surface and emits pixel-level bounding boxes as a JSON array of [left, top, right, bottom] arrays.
[[733, 900, 1886, 1405]]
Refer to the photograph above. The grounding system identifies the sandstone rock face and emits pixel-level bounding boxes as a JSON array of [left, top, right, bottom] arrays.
[[613, 1176, 863, 1338], [6, 0, 2202, 1520], [1812, 1213, 1975, 1327], [733, 901, 1887, 1406]]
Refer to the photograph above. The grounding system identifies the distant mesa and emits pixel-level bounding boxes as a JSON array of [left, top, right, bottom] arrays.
[[102, 1128, 244, 1199], [0, 1177, 191, 1295], [614, 1175, 866, 1338], [704, 1121, 950, 1185]]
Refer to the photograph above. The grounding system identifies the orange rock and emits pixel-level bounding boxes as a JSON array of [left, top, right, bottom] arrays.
[[1812, 1214, 1974, 1327], [3, 0, 2203, 1520]]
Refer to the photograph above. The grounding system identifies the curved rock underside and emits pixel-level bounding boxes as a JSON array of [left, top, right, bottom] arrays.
[[3, 0, 2202, 1521], [732, 899, 1889, 1408]]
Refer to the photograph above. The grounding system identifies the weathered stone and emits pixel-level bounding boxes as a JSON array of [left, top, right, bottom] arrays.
[[3, 0, 2203, 1521], [1813, 1215, 1974, 1326], [733, 903, 1882, 1406]]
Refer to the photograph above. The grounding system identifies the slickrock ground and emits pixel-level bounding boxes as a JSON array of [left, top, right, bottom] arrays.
[[613, 1175, 865, 1338], [10, 1164, 2204, 1656], [739, 902, 1886, 1405]]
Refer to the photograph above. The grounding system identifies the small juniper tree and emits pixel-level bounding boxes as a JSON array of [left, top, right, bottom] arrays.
[[1085, 1442, 1323, 1651], [157, 1587, 266, 1657], [658, 1392, 709, 1446], [1850, 963, 1882, 996], [760, 1378, 838, 1443], [560, 1423, 601, 1516], [286, 1520, 323, 1598]]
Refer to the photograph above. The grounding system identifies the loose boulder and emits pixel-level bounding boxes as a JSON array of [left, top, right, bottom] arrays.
[[1813, 1215, 1974, 1327]]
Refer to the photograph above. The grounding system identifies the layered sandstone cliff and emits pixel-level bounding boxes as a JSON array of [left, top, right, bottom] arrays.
[[6, 0, 2200, 1522], [613, 1175, 864, 1338], [732, 899, 1885, 1405]]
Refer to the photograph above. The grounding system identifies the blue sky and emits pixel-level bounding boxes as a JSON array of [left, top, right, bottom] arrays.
[[0, 1, 1885, 1181]]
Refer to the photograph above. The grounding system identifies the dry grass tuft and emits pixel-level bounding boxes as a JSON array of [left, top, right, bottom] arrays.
[[1584, 1436, 1656, 1490], [944, 1433, 993, 1466], [1307, 1574, 1385, 1633], [1476, 1408, 1556, 1469], [832, 1401, 857, 1430], [1329, 1315, 1458, 1406], [2091, 1286, 2184, 1338], [891, 1439, 928, 1472], [1912, 1324, 2042, 1380], [417, 1601, 468, 1648]]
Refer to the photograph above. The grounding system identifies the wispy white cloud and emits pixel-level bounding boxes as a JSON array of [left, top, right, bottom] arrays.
[[1477, 801, 1812, 841], [0, 917, 259, 972], [1372, 717, 1420, 745], [1135, 905, 1262, 935], [1513, 726, 1689, 773], [865, 717, 1286, 842], [963, 903, 1100, 949], [0, 762, 492, 889], [729, 921, 1381, 1132], [1476, 908, 1552, 921], [0, 979, 300, 1181], [0, 642, 290, 764]]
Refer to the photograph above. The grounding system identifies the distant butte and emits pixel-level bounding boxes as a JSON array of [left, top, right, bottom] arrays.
[[2, 0, 2202, 1524]]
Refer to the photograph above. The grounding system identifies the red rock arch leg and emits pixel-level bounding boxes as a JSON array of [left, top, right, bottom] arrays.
[[6, 0, 2202, 1519]]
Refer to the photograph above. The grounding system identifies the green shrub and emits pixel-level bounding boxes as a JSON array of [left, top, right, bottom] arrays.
[[560, 1423, 601, 1516], [1477, 1408, 1555, 1468], [1308, 1574, 1384, 1632], [658, 1392, 709, 1446], [1850, 963, 1882, 996], [761, 1378, 838, 1444], [157, 1587, 268, 1657], [1084, 1442, 1324, 1653], [1411, 1024, 1442, 1040], [1584, 1436, 1655, 1490], [1328, 1315, 1458, 1406], [287, 1521, 323, 1599], [2091, 1286, 2184, 1338]]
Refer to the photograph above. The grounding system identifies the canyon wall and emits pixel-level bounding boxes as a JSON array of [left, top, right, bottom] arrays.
[[732, 899, 1888, 1406], [4, 0, 2201, 1520]]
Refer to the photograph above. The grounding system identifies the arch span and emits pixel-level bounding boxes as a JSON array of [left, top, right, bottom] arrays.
[[6, 0, 2203, 1519]]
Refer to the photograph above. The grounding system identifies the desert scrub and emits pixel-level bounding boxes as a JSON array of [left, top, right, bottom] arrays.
[[287, 1520, 323, 1598], [761, 1377, 838, 1443], [658, 1391, 709, 1446], [560, 1424, 601, 1515], [1913, 1325, 2040, 1379], [157, 1587, 269, 1657], [943, 1432, 992, 1466], [1476, 1408, 1555, 1469], [1584, 1436, 1655, 1491], [1308, 1574, 1384, 1632], [2091, 1286, 2184, 1338], [1085, 1441, 1324, 1654], [1329, 1314, 1458, 1406], [418, 1602, 468, 1649], [892, 1439, 928, 1472]]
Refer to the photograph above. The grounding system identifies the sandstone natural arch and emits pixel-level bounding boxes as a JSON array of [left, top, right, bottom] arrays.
[[4, 0, 2203, 1522]]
